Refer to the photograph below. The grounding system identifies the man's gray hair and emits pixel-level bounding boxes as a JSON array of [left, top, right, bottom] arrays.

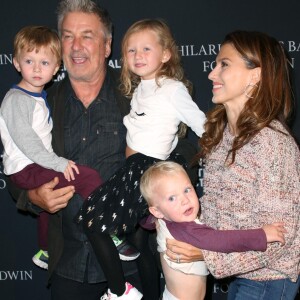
[[57, 0, 113, 39]]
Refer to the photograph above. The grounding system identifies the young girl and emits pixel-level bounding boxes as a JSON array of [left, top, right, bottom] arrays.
[[77, 19, 206, 300]]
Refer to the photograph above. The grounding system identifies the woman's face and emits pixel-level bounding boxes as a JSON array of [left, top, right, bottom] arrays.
[[208, 43, 257, 111]]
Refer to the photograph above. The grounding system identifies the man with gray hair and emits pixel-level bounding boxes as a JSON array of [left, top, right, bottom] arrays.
[[12, 0, 160, 299]]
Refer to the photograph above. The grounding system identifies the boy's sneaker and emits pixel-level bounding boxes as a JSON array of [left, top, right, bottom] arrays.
[[100, 282, 143, 300], [32, 250, 48, 270], [111, 235, 140, 261]]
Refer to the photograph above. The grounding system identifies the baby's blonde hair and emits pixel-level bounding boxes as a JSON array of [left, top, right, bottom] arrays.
[[140, 161, 185, 206]]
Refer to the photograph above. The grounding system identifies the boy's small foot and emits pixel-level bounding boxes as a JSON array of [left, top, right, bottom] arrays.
[[32, 250, 48, 270], [111, 235, 140, 261], [100, 282, 143, 300]]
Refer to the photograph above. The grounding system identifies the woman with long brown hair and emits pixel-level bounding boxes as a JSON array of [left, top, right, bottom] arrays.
[[166, 30, 300, 299]]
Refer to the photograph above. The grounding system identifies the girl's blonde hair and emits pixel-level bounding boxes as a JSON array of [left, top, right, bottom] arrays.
[[120, 19, 192, 98], [14, 26, 61, 64]]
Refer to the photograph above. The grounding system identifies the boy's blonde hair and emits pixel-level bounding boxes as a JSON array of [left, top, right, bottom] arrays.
[[14, 25, 61, 64], [140, 161, 186, 206]]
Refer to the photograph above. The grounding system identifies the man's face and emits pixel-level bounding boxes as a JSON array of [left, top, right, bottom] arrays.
[[60, 11, 111, 83]]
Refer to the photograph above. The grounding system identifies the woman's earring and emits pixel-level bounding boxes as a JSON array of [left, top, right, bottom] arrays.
[[244, 83, 258, 98]]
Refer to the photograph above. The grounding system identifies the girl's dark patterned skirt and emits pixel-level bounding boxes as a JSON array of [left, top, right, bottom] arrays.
[[77, 152, 186, 236]]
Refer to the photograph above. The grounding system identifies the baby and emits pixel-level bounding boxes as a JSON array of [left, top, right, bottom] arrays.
[[140, 161, 286, 300]]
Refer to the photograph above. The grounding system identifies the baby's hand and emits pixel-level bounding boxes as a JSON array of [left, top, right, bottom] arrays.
[[262, 222, 287, 246], [63, 160, 80, 181]]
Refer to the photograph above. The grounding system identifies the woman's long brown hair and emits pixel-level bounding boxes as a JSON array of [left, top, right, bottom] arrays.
[[199, 30, 294, 163]]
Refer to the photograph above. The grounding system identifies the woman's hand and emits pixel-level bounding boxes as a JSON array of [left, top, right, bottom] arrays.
[[166, 238, 204, 263]]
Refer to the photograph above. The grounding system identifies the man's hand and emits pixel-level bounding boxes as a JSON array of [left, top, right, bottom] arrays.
[[166, 238, 204, 263], [28, 177, 75, 213]]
